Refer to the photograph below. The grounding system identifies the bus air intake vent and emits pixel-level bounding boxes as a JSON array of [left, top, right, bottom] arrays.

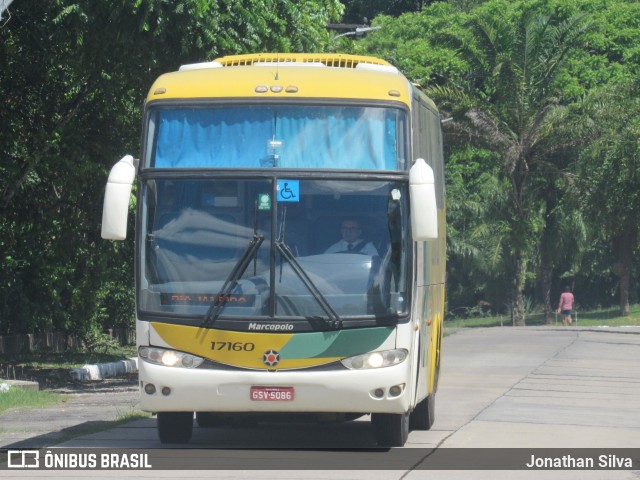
[[213, 53, 392, 70]]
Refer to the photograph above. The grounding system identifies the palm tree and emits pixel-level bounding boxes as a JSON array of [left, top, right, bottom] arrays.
[[445, 147, 512, 316], [430, 4, 589, 324], [577, 79, 640, 316]]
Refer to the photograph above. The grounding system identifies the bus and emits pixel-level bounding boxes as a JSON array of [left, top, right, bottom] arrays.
[[101, 53, 446, 447]]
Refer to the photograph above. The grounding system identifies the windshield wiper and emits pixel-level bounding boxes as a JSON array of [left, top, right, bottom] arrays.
[[276, 241, 342, 329], [203, 234, 264, 327]]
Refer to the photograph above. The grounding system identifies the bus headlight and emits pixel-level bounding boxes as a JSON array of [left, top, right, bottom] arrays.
[[139, 347, 204, 369], [340, 349, 408, 370]]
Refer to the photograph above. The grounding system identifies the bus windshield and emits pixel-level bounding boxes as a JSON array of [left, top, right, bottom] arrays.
[[139, 178, 409, 324], [147, 105, 408, 170]]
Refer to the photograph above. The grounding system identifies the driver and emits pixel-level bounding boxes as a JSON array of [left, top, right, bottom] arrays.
[[325, 218, 378, 256]]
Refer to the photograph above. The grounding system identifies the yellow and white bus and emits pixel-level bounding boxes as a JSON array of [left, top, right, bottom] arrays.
[[101, 53, 446, 447]]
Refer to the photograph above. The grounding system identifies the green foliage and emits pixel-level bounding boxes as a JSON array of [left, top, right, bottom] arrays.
[[0, 0, 343, 337], [358, 0, 640, 320], [2, 0, 640, 332], [445, 146, 513, 312], [354, 3, 470, 85], [573, 78, 640, 313], [341, 0, 430, 24], [0, 386, 64, 414], [577, 80, 640, 234], [446, 305, 640, 328], [431, 1, 592, 324]]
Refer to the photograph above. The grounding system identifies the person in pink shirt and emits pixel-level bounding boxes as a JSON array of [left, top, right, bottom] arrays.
[[557, 286, 575, 326]]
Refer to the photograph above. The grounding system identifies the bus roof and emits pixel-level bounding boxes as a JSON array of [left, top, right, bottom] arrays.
[[146, 53, 415, 108]]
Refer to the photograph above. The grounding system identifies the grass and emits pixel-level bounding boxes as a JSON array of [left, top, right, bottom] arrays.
[[0, 345, 138, 389], [0, 383, 150, 446], [0, 384, 67, 414], [0, 344, 138, 411], [445, 304, 640, 328], [1, 343, 147, 446]]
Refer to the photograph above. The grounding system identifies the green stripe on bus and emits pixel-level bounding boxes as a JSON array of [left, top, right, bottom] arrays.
[[280, 327, 394, 359]]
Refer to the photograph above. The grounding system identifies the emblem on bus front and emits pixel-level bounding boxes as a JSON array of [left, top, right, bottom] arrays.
[[262, 350, 280, 367]]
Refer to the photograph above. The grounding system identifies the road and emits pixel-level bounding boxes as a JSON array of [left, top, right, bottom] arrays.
[[3, 326, 640, 479]]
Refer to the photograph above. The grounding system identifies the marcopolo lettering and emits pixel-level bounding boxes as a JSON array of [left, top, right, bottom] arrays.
[[248, 322, 294, 331]]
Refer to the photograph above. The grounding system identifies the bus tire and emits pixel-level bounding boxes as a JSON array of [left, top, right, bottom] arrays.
[[409, 393, 435, 430], [372, 411, 410, 447], [157, 412, 193, 444]]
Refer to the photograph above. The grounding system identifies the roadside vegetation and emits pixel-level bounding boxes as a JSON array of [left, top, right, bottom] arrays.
[[1, 345, 137, 372], [0, 343, 146, 442], [2, 1, 640, 341], [0, 386, 64, 414], [446, 305, 640, 328], [0, 383, 150, 444], [0, 345, 137, 388]]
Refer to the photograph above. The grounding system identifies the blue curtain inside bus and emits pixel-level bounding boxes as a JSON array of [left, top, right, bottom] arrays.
[[152, 106, 403, 170]]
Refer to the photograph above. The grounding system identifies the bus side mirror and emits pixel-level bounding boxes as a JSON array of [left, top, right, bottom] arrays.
[[101, 155, 136, 240], [409, 158, 438, 241]]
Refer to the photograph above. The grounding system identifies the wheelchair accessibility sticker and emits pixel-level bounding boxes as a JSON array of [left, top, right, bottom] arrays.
[[277, 180, 299, 202]]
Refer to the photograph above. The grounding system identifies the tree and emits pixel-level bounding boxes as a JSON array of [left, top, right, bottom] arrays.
[[577, 80, 640, 315], [357, 0, 640, 319], [445, 146, 513, 317], [353, 3, 470, 86], [429, 2, 591, 324], [0, 0, 342, 338], [568, 0, 640, 316], [341, 0, 432, 24]]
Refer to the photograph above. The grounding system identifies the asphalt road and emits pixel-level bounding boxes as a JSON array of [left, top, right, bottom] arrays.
[[3, 326, 640, 479]]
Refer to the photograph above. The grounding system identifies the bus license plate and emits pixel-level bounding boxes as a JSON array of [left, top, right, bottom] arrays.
[[250, 386, 294, 401]]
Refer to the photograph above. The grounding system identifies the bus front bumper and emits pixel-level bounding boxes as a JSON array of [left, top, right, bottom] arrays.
[[138, 360, 412, 414]]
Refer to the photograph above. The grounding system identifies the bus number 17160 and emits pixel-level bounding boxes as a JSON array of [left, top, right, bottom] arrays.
[[210, 341, 255, 352]]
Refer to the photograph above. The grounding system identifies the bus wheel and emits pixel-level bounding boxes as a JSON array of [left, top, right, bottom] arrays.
[[409, 394, 435, 431], [372, 412, 409, 447], [157, 412, 193, 444]]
